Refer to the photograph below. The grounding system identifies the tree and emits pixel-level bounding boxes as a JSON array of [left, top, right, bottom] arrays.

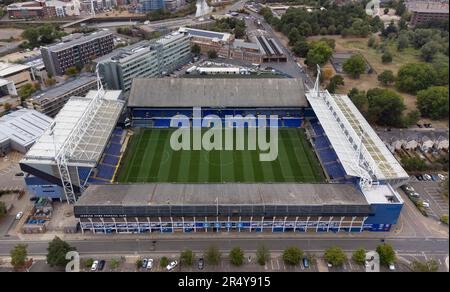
[[10, 244, 27, 270], [109, 259, 120, 270], [205, 245, 221, 265], [288, 27, 301, 45], [396, 63, 438, 94], [384, 8, 389, 14], [292, 40, 309, 58], [180, 249, 195, 266], [229, 247, 244, 266], [234, 24, 246, 39], [411, 259, 439, 272], [343, 55, 366, 78], [160, 256, 169, 268], [3, 102, 11, 111], [416, 86, 449, 119], [324, 246, 347, 267], [65, 66, 78, 76], [376, 244, 396, 265], [420, 41, 442, 62], [18, 83, 37, 101], [378, 70, 395, 86], [401, 156, 427, 171], [366, 88, 406, 127], [348, 88, 369, 114], [191, 44, 201, 55], [397, 33, 409, 51], [368, 35, 376, 48], [352, 248, 366, 265], [256, 245, 270, 266], [381, 51, 393, 63], [46, 236, 76, 268], [306, 41, 333, 68], [207, 50, 218, 59], [282, 247, 303, 266], [326, 75, 345, 93], [85, 258, 94, 268], [0, 202, 6, 218], [403, 110, 421, 127]]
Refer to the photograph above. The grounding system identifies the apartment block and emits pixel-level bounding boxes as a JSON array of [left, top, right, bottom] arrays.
[[41, 31, 114, 76]]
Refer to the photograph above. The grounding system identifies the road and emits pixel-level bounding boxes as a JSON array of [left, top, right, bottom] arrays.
[[0, 237, 448, 256]]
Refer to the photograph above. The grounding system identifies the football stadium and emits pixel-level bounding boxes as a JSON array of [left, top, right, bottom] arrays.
[[21, 77, 410, 233]]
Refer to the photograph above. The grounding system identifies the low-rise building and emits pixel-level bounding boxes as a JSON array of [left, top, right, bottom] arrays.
[[0, 78, 17, 98], [0, 109, 53, 156], [27, 75, 98, 117], [0, 62, 33, 91], [179, 27, 233, 58], [7, 1, 57, 19]]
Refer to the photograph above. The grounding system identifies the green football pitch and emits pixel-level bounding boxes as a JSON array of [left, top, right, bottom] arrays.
[[116, 128, 325, 183]]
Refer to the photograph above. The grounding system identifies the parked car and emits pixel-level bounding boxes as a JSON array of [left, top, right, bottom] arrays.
[[423, 174, 432, 181], [438, 174, 446, 180], [146, 259, 154, 270], [416, 175, 423, 181], [15, 172, 24, 177], [401, 185, 415, 193], [416, 123, 423, 128], [198, 258, 204, 270], [166, 260, 178, 271], [15, 212, 23, 220], [98, 260, 106, 271], [421, 201, 430, 208], [388, 263, 396, 271], [142, 258, 148, 269], [302, 257, 309, 269], [409, 192, 420, 198], [91, 260, 99, 271], [326, 262, 333, 268]]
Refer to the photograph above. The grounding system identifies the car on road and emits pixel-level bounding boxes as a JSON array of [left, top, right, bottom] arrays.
[[91, 260, 99, 271], [15, 172, 24, 177], [98, 260, 106, 271], [326, 262, 333, 268], [15, 212, 23, 220], [146, 259, 154, 270], [198, 258, 204, 270], [166, 260, 178, 271], [302, 257, 309, 269]]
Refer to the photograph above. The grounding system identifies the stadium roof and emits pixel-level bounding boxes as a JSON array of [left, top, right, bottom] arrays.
[[0, 109, 53, 150], [77, 183, 369, 206], [22, 92, 124, 166], [306, 91, 409, 184], [129, 78, 307, 108]]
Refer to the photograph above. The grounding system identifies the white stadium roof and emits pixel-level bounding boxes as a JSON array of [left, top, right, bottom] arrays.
[[22, 92, 124, 167], [306, 90, 409, 185]]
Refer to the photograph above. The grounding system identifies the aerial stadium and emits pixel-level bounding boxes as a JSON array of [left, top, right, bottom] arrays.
[[21, 74, 410, 234]]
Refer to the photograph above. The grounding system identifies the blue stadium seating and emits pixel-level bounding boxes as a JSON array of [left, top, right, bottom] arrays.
[[105, 143, 121, 156], [154, 119, 172, 128], [103, 155, 119, 165], [283, 118, 302, 128], [96, 165, 116, 180]]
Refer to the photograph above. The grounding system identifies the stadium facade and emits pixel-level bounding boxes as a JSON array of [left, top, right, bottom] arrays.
[[68, 77, 409, 233], [19, 74, 410, 233]]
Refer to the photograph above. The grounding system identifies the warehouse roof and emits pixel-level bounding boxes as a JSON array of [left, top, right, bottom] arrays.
[[77, 183, 368, 206], [0, 109, 53, 149], [129, 78, 307, 108]]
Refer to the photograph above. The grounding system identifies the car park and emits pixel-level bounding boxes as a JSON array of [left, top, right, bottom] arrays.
[[167, 260, 178, 271], [91, 260, 99, 271]]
